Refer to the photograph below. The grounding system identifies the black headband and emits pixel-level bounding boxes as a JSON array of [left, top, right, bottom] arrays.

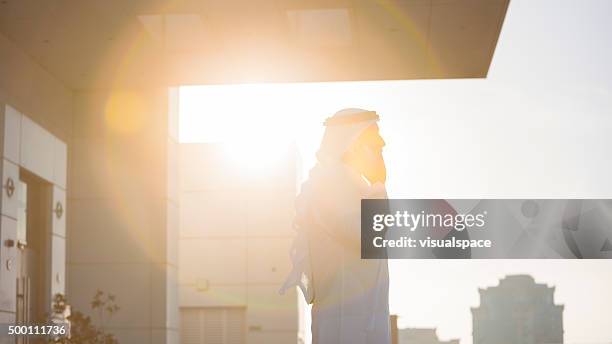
[[323, 111, 379, 126]]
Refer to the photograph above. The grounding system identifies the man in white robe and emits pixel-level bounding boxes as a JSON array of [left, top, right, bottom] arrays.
[[281, 108, 391, 344]]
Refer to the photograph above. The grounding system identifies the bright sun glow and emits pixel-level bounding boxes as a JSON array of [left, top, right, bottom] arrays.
[[179, 81, 390, 176]]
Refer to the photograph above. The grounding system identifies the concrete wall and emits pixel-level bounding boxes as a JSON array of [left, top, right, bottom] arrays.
[[68, 87, 179, 343], [179, 143, 304, 343]]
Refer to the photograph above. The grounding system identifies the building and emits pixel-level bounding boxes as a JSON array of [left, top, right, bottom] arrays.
[[0, 1, 508, 343], [178, 143, 304, 343], [471, 275, 564, 344], [398, 328, 459, 344], [391, 315, 399, 344]]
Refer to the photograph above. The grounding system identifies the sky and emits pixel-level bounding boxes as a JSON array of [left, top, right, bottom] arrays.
[[179, 1, 612, 343]]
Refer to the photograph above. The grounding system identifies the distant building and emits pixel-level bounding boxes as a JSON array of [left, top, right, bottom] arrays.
[[398, 328, 459, 344], [471, 275, 564, 344], [391, 315, 399, 344]]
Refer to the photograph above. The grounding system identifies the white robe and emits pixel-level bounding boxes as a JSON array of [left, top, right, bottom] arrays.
[[284, 162, 391, 344], [280, 108, 390, 343]]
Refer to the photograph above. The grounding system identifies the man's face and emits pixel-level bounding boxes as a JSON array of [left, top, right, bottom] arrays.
[[345, 124, 387, 184]]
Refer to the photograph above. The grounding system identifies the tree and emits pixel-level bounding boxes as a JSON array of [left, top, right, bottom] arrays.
[[50, 291, 120, 344]]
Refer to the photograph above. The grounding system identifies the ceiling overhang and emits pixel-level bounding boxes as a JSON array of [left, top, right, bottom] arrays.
[[0, 0, 510, 90]]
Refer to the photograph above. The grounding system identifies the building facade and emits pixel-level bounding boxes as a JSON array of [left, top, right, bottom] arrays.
[[398, 328, 459, 344], [471, 275, 564, 344], [0, 104, 68, 343], [178, 143, 305, 344]]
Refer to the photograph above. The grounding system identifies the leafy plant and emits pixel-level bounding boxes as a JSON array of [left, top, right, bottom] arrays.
[[50, 290, 120, 344]]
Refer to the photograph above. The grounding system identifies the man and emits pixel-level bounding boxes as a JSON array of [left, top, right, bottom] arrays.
[[281, 108, 390, 344]]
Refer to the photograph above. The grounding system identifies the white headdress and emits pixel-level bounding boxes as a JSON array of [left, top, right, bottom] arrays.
[[316, 108, 380, 163]]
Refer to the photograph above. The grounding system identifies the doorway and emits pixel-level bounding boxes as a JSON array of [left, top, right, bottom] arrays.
[[16, 169, 52, 343]]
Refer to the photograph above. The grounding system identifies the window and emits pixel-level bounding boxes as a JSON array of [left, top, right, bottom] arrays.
[[181, 307, 246, 344]]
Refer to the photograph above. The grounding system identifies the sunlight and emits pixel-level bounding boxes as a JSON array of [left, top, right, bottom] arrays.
[[179, 82, 370, 176], [221, 138, 293, 173]]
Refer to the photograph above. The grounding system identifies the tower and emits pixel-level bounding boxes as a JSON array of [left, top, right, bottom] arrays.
[[471, 275, 564, 344]]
